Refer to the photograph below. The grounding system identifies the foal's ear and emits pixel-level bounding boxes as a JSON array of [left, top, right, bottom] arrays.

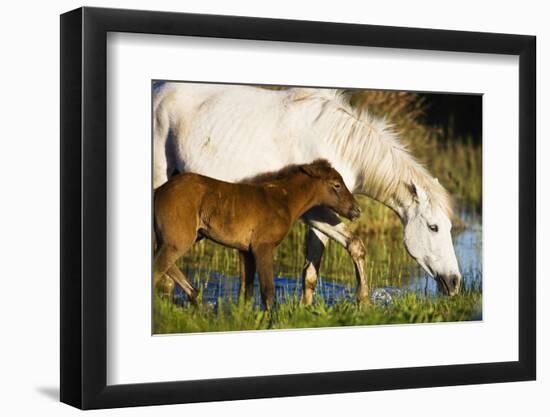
[[300, 160, 333, 179]]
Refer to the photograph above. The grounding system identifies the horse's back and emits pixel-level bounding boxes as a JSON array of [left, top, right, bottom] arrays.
[[153, 84, 335, 186], [154, 82, 291, 114]]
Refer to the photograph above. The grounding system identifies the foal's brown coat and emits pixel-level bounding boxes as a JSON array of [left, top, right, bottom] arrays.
[[153, 160, 360, 309]]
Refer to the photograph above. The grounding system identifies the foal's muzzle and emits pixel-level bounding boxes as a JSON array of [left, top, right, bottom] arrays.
[[348, 205, 362, 221]]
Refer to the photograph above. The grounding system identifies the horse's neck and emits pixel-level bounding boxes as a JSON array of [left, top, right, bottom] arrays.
[[314, 110, 419, 221], [361, 177, 411, 218], [329, 146, 414, 221], [350, 156, 437, 223]]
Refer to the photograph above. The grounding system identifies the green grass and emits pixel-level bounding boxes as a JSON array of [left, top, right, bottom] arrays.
[[153, 290, 482, 334]]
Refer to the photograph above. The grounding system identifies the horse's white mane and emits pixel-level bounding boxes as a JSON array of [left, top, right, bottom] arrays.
[[291, 88, 453, 217]]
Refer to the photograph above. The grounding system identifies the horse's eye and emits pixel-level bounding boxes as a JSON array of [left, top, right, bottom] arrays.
[[428, 224, 439, 233], [333, 182, 342, 190]]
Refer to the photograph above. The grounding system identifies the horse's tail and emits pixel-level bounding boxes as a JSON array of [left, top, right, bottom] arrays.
[[152, 190, 161, 253]]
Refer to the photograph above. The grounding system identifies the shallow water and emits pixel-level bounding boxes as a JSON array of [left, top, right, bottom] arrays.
[[174, 212, 482, 307]]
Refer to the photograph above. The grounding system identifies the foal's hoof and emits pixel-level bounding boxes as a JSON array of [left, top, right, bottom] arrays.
[[155, 277, 175, 301], [264, 310, 275, 329]]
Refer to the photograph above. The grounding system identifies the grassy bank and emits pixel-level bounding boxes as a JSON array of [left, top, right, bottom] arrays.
[[153, 290, 482, 334]]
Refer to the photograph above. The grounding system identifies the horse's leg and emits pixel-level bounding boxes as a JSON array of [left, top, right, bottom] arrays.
[[252, 245, 275, 310], [238, 250, 256, 303], [152, 106, 179, 189], [166, 265, 198, 305], [153, 119, 169, 189], [301, 228, 329, 305], [302, 207, 369, 304]]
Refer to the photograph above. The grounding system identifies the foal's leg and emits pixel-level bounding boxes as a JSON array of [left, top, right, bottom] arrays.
[[153, 244, 180, 299], [153, 238, 196, 301], [166, 265, 198, 305], [301, 207, 369, 304], [238, 250, 256, 303], [252, 245, 275, 310]]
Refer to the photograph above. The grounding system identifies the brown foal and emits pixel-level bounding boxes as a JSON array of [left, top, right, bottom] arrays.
[[153, 159, 361, 309]]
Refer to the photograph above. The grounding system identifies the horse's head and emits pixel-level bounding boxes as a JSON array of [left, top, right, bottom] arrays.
[[403, 180, 462, 296], [300, 160, 361, 221]]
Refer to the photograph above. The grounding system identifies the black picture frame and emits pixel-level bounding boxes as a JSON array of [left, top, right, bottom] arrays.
[[60, 6, 536, 410]]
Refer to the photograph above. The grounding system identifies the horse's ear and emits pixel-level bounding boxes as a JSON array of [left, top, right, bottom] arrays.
[[410, 180, 429, 206], [300, 160, 332, 179]]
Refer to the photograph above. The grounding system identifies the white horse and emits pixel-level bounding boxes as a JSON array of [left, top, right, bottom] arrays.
[[153, 83, 462, 303]]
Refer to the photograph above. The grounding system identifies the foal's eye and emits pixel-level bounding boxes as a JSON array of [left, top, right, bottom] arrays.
[[333, 182, 342, 190], [428, 224, 439, 233]]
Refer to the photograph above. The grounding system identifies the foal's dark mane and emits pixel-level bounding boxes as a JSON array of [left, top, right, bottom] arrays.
[[241, 159, 333, 184]]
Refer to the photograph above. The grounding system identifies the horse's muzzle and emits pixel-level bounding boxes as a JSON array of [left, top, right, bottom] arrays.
[[436, 273, 462, 296]]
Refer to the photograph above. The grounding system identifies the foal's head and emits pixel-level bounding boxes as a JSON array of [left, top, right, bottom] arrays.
[[299, 160, 361, 221]]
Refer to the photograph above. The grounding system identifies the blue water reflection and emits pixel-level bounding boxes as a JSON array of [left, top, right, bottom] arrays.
[[174, 212, 482, 307]]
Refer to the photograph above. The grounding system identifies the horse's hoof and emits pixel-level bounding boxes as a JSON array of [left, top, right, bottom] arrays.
[[357, 296, 370, 307]]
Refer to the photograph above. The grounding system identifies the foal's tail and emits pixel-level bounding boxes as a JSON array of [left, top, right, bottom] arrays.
[[152, 222, 158, 253]]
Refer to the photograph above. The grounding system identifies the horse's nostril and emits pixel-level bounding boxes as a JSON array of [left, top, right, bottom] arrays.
[[451, 275, 460, 289]]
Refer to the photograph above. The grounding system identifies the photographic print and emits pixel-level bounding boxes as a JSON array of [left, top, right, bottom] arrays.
[[152, 81, 482, 334], [60, 9, 535, 407]]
